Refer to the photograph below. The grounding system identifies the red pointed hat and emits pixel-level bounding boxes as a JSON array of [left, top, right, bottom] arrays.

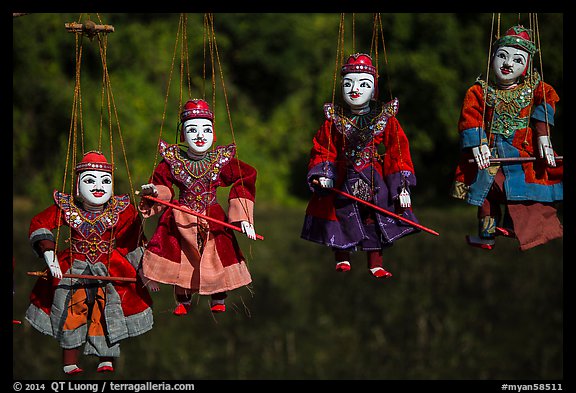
[[341, 53, 377, 77], [181, 99, 214, 122], [75, 151, 113, 173]]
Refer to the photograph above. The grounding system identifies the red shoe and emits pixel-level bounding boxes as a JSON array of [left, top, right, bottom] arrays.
[[97, 364, 114, 373], [335, 261, 351, 272], [466, 235, 495, 250], [370, 267, 393, 278], [173, 303, 191, 316], [63, 365, 84, 375], [211, 303, 226, 313]]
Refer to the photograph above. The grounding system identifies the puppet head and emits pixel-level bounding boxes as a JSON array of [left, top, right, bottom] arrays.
[[492, 25, 537, 85], [341, 53, 378, 110], [180, 99, 215, 155], [75, 151, 113, 207]]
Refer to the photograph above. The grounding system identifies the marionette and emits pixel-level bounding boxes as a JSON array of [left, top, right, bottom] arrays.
[[25, 151, 154, 375], [139, 98, 257, 315], [451, 25, 563, 251], [301, 53, 421, 278]]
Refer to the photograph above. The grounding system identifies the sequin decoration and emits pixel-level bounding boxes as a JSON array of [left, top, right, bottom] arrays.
[[479, 72, 540, 138], [159, 141, 236, 213]]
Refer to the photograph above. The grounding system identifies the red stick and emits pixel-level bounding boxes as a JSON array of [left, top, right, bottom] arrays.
[[330, 187, 440, 236], [141, 194, 264, 241], [27, 271, 137, 282]]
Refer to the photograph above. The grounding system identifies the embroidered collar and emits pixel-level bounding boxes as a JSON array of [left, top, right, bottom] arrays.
[[325, 98, 399, 131], [158, 140, 236, 186], [53, 191, 130, 237]]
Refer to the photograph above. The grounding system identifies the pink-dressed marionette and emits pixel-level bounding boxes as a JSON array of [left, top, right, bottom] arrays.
[[139, 98, 257, 315], [301, 53, 420, 278], [25, 151, 153, 375], [451, 25, 563, 250]]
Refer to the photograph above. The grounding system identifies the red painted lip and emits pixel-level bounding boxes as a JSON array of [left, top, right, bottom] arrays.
[[92, 191, 105, 197], [349, 93, 361, 99], [195, 141, 205, 147], [500, 67, 512, 75]]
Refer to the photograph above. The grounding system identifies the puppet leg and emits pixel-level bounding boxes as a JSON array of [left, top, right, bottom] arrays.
[[334, 250, 351, 272], [466, 215, 497, 249], [173, 286, 192, 316], [210, 292, 227, 313], [61, 287, 90, 375], [63, 348, 83, 375], [466, 173, 504, 250], [367, 250, 392, 278]]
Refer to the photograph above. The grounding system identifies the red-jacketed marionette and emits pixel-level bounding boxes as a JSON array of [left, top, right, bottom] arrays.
[[301, 53, 420, 278], [25, 151, 153, 375], [451, 25, 563, 250], [139, 99, 257, 315]]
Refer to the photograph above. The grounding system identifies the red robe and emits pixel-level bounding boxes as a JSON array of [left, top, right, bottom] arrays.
[[26, 192, 153, 346]]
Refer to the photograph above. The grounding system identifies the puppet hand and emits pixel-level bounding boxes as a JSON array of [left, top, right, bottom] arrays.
[[140, 183, 158, 197], [138, 267, 160, 292], [472, 145, 491, 170], [241, 221, 256, 240], [538, 136, 556, 167], [399, 187, 411, 208], [43, 250, 62, 279], [318, 176, 334, 188]]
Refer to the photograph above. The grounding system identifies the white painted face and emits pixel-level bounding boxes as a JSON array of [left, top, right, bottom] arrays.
[[78, 170, 113, 206], [342, 72, 375, 110], [492, 46, 529, 86], [183, 118, 214, 154]]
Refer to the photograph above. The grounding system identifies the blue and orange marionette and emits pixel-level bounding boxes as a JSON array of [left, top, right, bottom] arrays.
[[451, 25, 563, 251], [301, 53, 435, 279], [138, 99, 259, 315], [25, 151, 154, 375]]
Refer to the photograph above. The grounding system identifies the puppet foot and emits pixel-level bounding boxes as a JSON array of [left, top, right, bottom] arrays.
[[97, 361, 114, 373], [335, 261, 351, 272], [210, 299, 226, 313], [466, 235, 495, 250], [173, 302, 191, 316], [496, 227, 515, 238], [138, 268, 161, 292], [370, 267, 393, 278], [63, 365, 83, 375]]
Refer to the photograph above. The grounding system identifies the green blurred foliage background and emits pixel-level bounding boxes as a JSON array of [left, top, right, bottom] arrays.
[[12, 12, 563, 381]]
